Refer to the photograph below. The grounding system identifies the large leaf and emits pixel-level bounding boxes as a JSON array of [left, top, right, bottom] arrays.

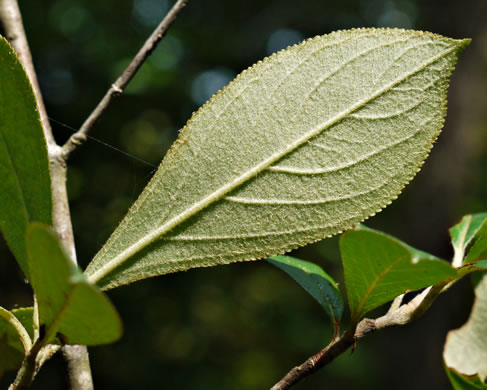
[[450, 214, 487, 266], [444, 273, 487, 381], [0, 36, 52, 278], [446, 366, 487, 390], [341, 226, 457, 322], [267, 255, 343, 328], [85, 28, 469, 290], [0, 307, 33, 378], [26, 223, 122, 346]]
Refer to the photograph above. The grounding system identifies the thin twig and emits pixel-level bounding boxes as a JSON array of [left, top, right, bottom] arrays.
[[61, 0, 189, 159], [271, 279, 452, 390], [270, 331, 356, 390], [0, 0, 55, 146]]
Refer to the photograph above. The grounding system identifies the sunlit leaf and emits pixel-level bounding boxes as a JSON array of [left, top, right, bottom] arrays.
[[27, 223, 122, 346], [444, 273, 487, 381], [85, 28, 469, 290], [267, 255, 343, 328], [450, 214, 487, 266], [0, 36, 52, 278], [341, 226, 457, 322]]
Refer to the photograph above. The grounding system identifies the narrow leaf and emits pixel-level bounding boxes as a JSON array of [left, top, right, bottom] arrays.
[[267, 255, 343, 327], [341, 226, 457, 322], [0, 36, 52, 278], [85, 28, 469, 290], [450, 214, 487, 266], [444, 273, 487, 381], [27, 223, 122, 346], [446, 366, 487, 390]]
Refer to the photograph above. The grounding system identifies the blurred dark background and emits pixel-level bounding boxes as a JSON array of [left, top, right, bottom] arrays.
[[1, 0, 486, 389]]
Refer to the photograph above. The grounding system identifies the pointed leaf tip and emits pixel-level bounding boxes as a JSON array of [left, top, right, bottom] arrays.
[[85, 28, 469, 289]]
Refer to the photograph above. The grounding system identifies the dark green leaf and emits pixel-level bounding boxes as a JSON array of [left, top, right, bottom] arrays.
[[446, 366, 487, 390], [341, 226, 457, 322], [0, 36, 52, 278], [450, 214, 487, 266], [26, 223, 122, 346], [267, 255, 343, 328], [444, 273, 487, 381]]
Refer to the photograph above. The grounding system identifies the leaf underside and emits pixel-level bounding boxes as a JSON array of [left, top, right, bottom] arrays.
[[0, 36, 52, 278], [85, 28, 469, 290], [444, 273, 487, 381]]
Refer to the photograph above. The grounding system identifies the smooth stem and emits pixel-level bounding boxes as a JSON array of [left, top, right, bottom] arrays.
[[272, 275, 458, 390], [61, 0, 189, 159], [0, 1, 94, 389], [0, 0, 55, 146]]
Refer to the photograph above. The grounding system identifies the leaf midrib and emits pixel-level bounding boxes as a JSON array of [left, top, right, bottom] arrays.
[[88, 44, 457, 284], [352, 256, 405, 322]]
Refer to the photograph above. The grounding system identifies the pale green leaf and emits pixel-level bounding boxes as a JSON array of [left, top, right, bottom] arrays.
[[85, 28, 469, 290], [0, 36, 52, 278], [444, 273, 487, 381], [267, 255, 343, 328], [27, 223, 122, 346], [450, 214, 487, 266], [341, 226, 457, 322], [446, 366, 487, 390]]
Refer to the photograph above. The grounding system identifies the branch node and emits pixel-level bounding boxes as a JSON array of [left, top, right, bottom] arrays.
[[111, 84, 123, 95]]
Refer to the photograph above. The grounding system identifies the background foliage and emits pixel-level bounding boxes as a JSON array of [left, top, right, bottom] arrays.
[[0, 0, 486, 388]]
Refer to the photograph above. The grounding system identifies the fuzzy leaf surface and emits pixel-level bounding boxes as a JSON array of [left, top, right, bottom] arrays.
[[267, 255, 343, 327], [0, 37, 52, 278], [27, 223, 122, 346], [450, 213, 487, 265], [444, 273, 487, 381], [85, 28, 469, 290], [341, 226, 457, 322]]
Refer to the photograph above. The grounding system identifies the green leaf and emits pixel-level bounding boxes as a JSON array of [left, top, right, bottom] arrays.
[[27, 223, 122, 346], [341, 226, 457, 322], [11, 308, 34, 341], [472, 260, 487, 269], [446, 366, 487, 390], [85, 28, 469, 290], [0, 36, 52, 278], [444, 273, 487, 381], [450, 214, 487, 266], [267, 255, 343, 327], [0, 307, 33, 378]]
